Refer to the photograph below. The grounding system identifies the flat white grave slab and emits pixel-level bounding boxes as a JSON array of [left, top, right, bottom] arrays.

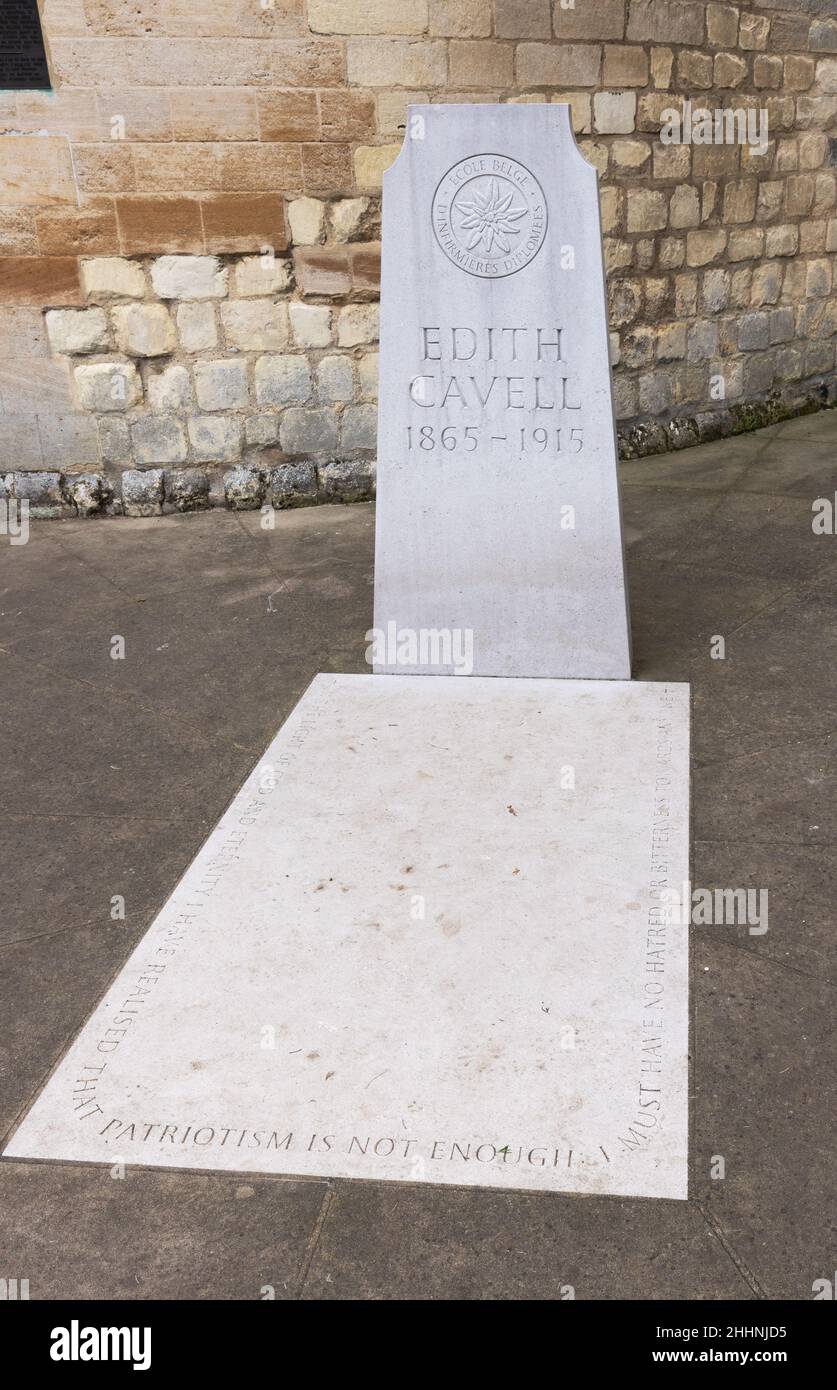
[[6, 675, 689, 1199], [373, 104, 631, 679]]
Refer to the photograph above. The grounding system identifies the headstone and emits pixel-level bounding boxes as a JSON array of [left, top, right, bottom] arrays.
[[0, 0, 51, 89], [373, 105, 631, 680], [5, 674, 689, 1199]]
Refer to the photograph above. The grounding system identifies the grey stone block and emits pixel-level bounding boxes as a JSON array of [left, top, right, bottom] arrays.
[[97, 416, 132, 464], [279, 407, 338, 456], [132, 415, 189, 465], [188, 415, 242, 463], [738, 313, 771, 352], [254, 355, 312, 407], [268, 460, 318, 509], [0, 412, 43, 468], [317, 457, 375, 504], [340, 404, 377, 452], [223, 465, 265, 510], [10, 470, 70, 518], [68, 473, 113, 517], [317, 355, 355, 403], [121, 468, 165, 518], [36, 411, 100, 467], [166, 468, 211, 513], [245, 413, 279, 447]]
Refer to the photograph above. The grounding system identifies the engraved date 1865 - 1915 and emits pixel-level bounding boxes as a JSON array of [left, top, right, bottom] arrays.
[[405, 425, 584, 455]]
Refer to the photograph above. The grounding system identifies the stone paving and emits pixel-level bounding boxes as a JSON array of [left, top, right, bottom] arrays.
[[1, 410, 834, 1299]]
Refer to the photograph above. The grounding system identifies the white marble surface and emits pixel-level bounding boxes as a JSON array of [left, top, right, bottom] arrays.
[[373, 105, 631, 679], [6, 675, 689, 1199]]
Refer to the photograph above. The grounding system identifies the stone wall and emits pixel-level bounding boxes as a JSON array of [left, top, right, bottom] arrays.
[[0, 1, 836, 515]]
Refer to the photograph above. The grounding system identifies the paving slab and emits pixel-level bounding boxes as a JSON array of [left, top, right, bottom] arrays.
[[5, 674, 691, 1203]]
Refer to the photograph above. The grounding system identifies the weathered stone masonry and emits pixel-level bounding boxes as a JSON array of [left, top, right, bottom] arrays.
[[0, 1, 836, 516]]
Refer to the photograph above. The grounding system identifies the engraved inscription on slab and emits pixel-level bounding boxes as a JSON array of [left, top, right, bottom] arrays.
[[432, 155, 548, 278], [4, 675, 690, 1200]]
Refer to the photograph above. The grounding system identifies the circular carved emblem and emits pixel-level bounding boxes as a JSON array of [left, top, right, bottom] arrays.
[[431, 154, 548, 278]]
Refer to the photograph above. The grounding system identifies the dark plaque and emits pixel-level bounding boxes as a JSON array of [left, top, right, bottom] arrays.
[[0, 0, 51, 89]]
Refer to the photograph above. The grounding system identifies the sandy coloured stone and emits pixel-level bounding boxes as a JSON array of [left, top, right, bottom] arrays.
[[650, 46, 673, 88], [329, 197, 371, 243], [80, 258, 146, 302], [701, 269, 730, 314], [147, 364, 192, 411], [287, 197, 326, 246], [611, 139, 650, 170], [232, 256, 293, 298], [686, 229, 727, 267], [346, 38, 447, 87], [592, 90, 636, 135], [784, 176, 814, 218], [723, 179, 758, 224], [785, 56, 815, 92], [309, 0, 428, 35], [0, 136, 76, 206], [765, 225, 798, 258], [516, 42, 601, 87], [626, 188, 667, 233], [150, 256, 228, 301], [658, 237, 685, 270], [656, 322, 688, 360], [677, 49, 713, 88], [289, 302, 332, 348], [112, 303, 176, 357], [806, 260, 832, 298], [221, 300, 289, 352], [602, 45, 648, 87], [176, 302, 218, 353], [739, 13, 769, 51], [336, 304, 379, 347], [754, 55, 783, 90], [751, 263, 782, 307], [706, 3, 739, 48], [45, 308, 109, 355], [738, 313, 770, 351], [74, 361, 142, 412], [653, 143, 690, 179], [714, 52, 747, 88], [353, 145, 402, 191]]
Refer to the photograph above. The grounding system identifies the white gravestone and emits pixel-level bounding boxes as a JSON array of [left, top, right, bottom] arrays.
[[373, 104, 631, 680], [5, 675, 689, 1199]]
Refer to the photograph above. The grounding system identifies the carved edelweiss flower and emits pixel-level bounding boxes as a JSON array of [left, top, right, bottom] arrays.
[[456, 178, 527, 254]]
